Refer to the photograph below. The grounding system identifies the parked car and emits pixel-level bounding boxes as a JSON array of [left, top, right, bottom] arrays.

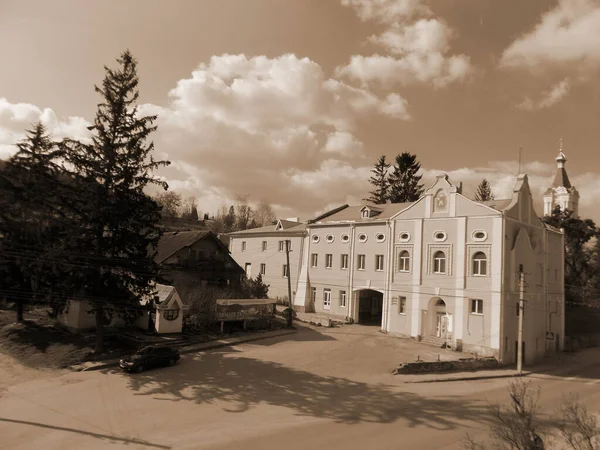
[[119, 346, 180, 373]]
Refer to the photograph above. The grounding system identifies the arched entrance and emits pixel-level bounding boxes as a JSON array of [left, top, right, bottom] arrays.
[[356, 289, 384, 325], [423, 297, 452, 339]]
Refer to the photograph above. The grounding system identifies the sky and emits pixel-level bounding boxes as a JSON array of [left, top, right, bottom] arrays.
[[1, 0, 600, 222]]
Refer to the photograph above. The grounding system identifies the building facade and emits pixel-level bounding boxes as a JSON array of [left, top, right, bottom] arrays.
[[228, 219, 307, 302], [293, 174, 565, 365]]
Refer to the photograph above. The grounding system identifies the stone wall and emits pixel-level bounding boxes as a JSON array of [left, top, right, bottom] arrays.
[[392, 357, 501, 375], [564, 333, 600, 353]]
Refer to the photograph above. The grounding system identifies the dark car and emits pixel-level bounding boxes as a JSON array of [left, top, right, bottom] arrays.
[[119, 346, 180, 373]]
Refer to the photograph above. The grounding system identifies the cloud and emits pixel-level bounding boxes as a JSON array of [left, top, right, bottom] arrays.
[[336, 1, 473, 88], [517, 78, 571, 110], [138, 53, 408, 218], [500, 0, 600, 72], [0, 97, 91, 159]]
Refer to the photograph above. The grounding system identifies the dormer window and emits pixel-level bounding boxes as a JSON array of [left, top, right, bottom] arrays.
[[361, 210, 370, 219], [360, 206, 382, 219]]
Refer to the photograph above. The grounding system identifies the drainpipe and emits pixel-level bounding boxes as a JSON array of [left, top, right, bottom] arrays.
[[348, 224, 356, 321]]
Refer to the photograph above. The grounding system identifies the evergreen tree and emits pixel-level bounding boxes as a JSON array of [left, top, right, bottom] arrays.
[[387, 152, 424, 203], [474, 179, 494, 201], [62, 50, 170, 353], [223, 205, 236, 231], [364, 155, 390, 204], [0, 123, 69, 321]]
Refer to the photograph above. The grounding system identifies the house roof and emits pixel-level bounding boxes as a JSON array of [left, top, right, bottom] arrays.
[[477, 199, 512, 211], [552, 167, 572, 189], [228, 222, 306, 237], [154, 230, 213, 264], [310, 202, 414, 224]]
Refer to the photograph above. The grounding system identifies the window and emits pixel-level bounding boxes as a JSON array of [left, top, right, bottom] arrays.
[[260, 263, 266, 275], [163, 309, 179, 321], [470, 299, 483, 314], [398, 251, 410, 272], [244, 263, 252, 276], [357, 254, 366, 270], [325, 254, 333, 269], [341, 254, 349, 270], [358, 233, 368, 243], [375, 255, 384, 271], [473, 230, 487, 241], [375, 233, 385, 242], [312, 235, 320, 243], [361, 210, 369, 218], [278, 240, 285, 252], [399, 232, 411, 242], [326, 234, 334, 243], [323, 289, 331, 310], [262, 241, 267, 251], [433, 251, 446, 274], [472, 252, 487, 276], [434, 231, 447, 242], [398, 296, 407, 314], [282, 264, 289, 278], [311, 253, 318, 268], [341, 234, 349, 242], [311, 287, 316, 303], [340, 290, 347, 307], [241, 241, 247, 251]]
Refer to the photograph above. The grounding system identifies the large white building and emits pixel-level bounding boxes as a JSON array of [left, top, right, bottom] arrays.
[[228, 170, 568, 365]]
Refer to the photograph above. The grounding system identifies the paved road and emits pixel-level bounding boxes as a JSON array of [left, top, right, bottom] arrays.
[[1, 324, 600, 450]]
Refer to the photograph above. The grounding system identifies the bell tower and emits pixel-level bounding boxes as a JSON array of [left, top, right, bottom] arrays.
[[543, 139, 579, 218]]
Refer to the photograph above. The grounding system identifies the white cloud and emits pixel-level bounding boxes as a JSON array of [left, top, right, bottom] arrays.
[[138, 53, 408, 219], [337, 1, 473, 88], [0, 97, 91, 159], [501, 0, 600, 72], [517, 78, 571, 111], [341, 0, 431, 24]]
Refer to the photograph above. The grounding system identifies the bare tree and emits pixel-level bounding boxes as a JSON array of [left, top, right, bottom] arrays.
[[253, 199, 277, 227], [235, 194, 252, 231], [181, 195, 199, 221], [555, 394, 599, 450], [154, 191, 182, 218]]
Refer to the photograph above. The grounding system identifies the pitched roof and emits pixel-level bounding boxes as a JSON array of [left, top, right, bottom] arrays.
[[552, 167, 572, 189], [154, 230, 212, 264], [228, 222, 306, 236], [310, 202, 413, 224], [478, 199, 512, 211]]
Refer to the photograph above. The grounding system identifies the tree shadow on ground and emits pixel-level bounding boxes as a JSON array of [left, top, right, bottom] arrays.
[[116, 348, 492, 430]]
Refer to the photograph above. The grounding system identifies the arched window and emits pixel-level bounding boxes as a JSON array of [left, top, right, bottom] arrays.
[[398, 251, 410, 272], [433, 251, 446, 274], [472, 252, 487, 276]]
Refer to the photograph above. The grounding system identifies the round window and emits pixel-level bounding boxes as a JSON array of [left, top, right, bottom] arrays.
[[399, 232, 410, 242], [473, 230, 487, 241], [326, 234, 334, 243], [358, 233, 367, 242], [312, 235, 320, 243], [434, 231, 447, 241], [341, 234, 349, 242], [375, 233, 385, 242]]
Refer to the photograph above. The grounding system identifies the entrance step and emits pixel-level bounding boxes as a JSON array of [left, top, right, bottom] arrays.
[[420, 336, 447, 348]]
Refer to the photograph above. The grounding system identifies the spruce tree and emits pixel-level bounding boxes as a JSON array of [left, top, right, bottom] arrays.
[[387, 152, 424, 203], [364, 155, 390, 204], [474, 179, 494, 201], [0, 123, 67, 321], [62, 50, 170, 353]]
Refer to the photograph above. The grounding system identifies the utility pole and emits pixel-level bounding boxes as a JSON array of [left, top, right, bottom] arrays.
[[517, 264, 525, 375], [285, 239, 293, 328]]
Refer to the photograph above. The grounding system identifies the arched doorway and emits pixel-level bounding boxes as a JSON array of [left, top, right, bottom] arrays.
[[423, 297, 452, 339], [356, 289, 384, 325]]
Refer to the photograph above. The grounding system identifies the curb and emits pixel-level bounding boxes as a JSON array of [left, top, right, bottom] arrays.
[[403, 372, 532, 383], [74, 328, 297, 372]]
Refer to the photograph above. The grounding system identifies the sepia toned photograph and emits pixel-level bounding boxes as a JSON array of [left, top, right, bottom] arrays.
[[1, 0, 600, 449]]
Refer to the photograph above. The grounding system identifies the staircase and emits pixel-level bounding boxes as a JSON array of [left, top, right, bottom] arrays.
[[419, 335, 447, 348]]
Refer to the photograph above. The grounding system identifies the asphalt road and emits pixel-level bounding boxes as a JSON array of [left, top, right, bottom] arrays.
[[1, 325, 599, 450]]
